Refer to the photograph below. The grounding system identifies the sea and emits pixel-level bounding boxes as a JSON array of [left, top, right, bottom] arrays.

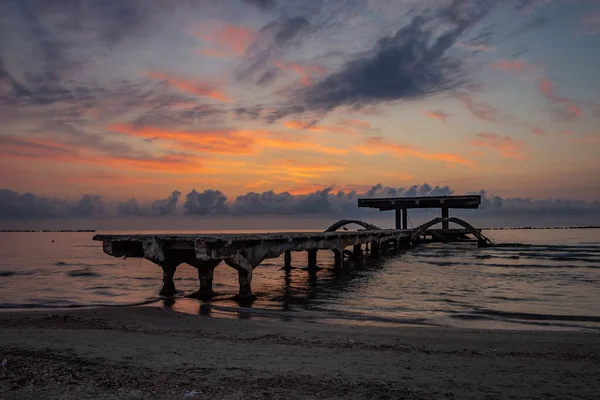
[[0, 229, 599, 331]]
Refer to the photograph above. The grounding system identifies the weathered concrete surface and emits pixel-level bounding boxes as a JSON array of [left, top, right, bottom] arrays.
[[93, 230, 411, 299]]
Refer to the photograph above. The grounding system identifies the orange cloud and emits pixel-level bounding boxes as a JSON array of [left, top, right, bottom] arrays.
[[144, 71, 230, 102], [273, 61, 325, 86], [282, 120, 358, 136], [0, 134, 205, 173], [422, 110, 450, 121], [537, 78, 582, 120], [355, 136, 474, 167], [532, 127, 549, 135], [472, 133, 526, 158], [491, 59, 531, 72], [341, 119, 371, 128], [259, 159, 348, 178], [195, 25, 255, 58], [459, 95, 499, 123], [569, 134, 600, 144], [109, 124, 348, 156]]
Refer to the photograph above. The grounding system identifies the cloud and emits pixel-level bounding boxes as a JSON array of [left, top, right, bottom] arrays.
[[422, 110, 450, 121], [582, 9, 600, 35], [472, 133, 526, 158], [2, 183, 600, 222], [458, 95, 500, 123], [195, 25, 256, 58], [355, 136, 474, 167], [265, 1, 496, 120], [143, 72, 230, 102], [242, 0, 277, 10], [109, 123, 348, 156], [537, 78, 583, 121], [151, 190, 182, 215], [236, 16, 311, 84], [282, 120, 359, 136], [532, 127, 549, 135], [118, 190, 181, 216], [0, 134, 205, 174], [184, 189, 229, 215], [273, 61, 325, 86], [490, 59, 532, 72]]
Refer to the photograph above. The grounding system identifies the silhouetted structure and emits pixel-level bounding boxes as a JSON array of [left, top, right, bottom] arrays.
[[358, 195, 481, 229], [93, 195, 493, 300]]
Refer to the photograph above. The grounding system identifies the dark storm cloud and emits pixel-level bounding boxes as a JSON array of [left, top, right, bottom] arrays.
[[2, 184, 600, 221], [265, 0, 498, 120], [118, 191, 181, 216], [72, 194, 107, 217], [151, 191, 182, 216], [0, 190, 101, 219], [184, 189, 229, 216]]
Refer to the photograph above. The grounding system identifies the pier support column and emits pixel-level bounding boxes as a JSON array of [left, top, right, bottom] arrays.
[[283, 250, 292, 270], [442, 207, 449, 229], [188, 259, 221, 299], [402, 208, 408, 230], [158, 259, 181, 297], [395, 207, 402, 229], [353, 244, 363, 258], [307, 249, 318, 271], [225, 255, 259, 300], [370, 241, 380, 257], [333, 249, 343, 269]]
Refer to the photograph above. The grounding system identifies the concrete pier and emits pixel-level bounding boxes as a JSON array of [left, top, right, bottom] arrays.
[[92, 200, 494, 299], [93, 229, 411, 299]]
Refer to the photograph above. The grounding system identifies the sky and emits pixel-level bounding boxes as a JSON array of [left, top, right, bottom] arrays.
[[1, 0, 599, 227]]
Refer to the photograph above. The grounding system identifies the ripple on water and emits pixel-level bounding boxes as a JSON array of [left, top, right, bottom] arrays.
[[66, 269, 100, 278]]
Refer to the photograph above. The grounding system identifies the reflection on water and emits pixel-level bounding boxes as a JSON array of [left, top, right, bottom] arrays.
[[0, 229, 599, 331]]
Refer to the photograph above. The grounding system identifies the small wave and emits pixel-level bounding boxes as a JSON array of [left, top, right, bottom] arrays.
[[67, 269, 100, 278], [55, 261, 94, 267], [473, 309, 600, 323], [0, 270, 16, 277], [0, 298, 161, 310], [424, 260, 599, 269]]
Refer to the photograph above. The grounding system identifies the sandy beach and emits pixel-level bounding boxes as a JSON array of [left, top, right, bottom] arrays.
[[0, 307, 598, 399]]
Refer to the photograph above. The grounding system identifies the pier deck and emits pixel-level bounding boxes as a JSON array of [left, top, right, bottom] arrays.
[[93, 229, 411, 299], [93, 196, 493, 300]]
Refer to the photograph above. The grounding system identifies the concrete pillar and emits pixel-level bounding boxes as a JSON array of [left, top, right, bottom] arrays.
[[307, 249, 318, 271], [395, 207, 402, 229], [371, 241, 380, 257], [333, 249, 342, 269], [158, 260, 181, 297], [225, 255, 258, 300], [402, 208, 408, 229], [442, 207, 449, 229], [353, 244, 363, 257], [237, 269, 253, 298], [188, 259, 220, 299], [283, 250, 292, 270]]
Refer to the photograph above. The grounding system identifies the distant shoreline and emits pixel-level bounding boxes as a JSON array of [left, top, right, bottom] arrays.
[[0, 229, 96, 233], [0, 226, 599, 233]]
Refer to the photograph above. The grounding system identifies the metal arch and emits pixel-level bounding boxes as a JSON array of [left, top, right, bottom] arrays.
[[410, 217, 494, 246], [324, 219, 382, 232]]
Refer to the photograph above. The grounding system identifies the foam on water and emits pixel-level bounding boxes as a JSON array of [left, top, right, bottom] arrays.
[[0, 229, 598, 331]]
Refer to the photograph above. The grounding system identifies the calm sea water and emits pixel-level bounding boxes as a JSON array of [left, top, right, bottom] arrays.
[[0, 229, 599, 331]]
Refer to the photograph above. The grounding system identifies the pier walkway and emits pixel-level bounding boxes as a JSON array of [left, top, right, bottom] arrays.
[[93, 195, 494, 299]]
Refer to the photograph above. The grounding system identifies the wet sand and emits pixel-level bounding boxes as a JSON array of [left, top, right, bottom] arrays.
[[1, 306, 599, 399]]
